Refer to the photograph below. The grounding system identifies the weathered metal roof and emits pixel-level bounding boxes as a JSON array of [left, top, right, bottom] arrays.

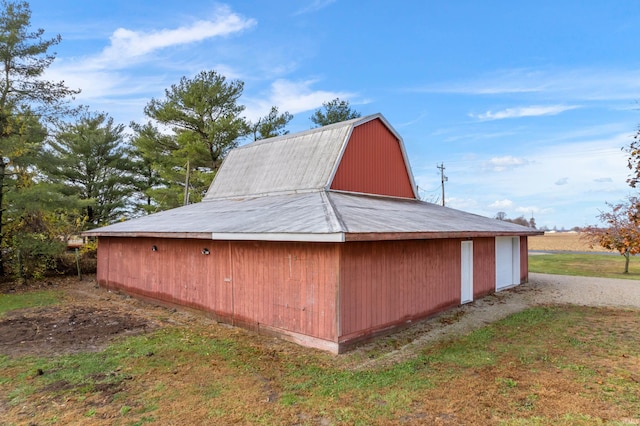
[[85, 113, 541, 241], [204, 114, 390, 199], [85, 191, 541, 241], [327, 192, 540, 239]]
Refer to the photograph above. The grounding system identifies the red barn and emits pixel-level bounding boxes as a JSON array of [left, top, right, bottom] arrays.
[[86, 114, 541, 353]]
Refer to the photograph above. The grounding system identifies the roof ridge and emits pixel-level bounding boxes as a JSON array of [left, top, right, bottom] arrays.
[[320, 190, 347, 233], [241, 113, 383, 148]]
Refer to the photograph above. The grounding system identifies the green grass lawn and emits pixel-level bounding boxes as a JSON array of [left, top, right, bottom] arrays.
[[528, 253, 640, 280], [1, 301, 639, 425], [0, 289, 60, 315]]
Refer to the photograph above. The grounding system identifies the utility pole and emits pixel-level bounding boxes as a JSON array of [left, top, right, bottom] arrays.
[[437, 163, 447, 206], [183, 159, 190, 206]]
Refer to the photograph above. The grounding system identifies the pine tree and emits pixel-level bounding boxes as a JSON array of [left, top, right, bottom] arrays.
[[43, 112, 135, 227], [0, 1, 79, 275], [138, 70, 249, 207]]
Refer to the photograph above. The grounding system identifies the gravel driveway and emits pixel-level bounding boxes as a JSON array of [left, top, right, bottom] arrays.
[[353, 273, 640, 368], [527, 272, 640, 308]]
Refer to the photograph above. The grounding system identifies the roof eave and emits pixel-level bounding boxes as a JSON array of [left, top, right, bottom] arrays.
[[81, 231, 214, 240], [83, 231, 346, 243], [344, 230, 545, 241], [84, 229, 543, 243]]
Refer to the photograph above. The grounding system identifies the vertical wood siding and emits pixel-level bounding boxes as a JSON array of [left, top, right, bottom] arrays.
[[96, 235, 524, 350], [97, 237, 339, 342], [520, 236, 528, 283], [330, 119, 415, 198], [96, 238, 110, 285], [472, 238, 496, 297], [339, 239, 461, 341], [97, 237, 234, 318], [231, 241, 339, 341]]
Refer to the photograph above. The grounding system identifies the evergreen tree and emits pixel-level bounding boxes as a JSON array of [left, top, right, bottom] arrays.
[[43, 112, 135, 227], [250, 106, 293, 141], [139, 70, 249, 206], [310, 98, 360, 127], [0, 1, 78, 275], [2, 110, 82, 280], [129, 122, 173, 214]]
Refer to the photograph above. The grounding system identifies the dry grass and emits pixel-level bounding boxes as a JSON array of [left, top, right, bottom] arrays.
[[1, 281, 640, 425], [528, 232, 615, 253]]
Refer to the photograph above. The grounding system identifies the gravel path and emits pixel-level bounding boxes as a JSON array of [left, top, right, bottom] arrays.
[[527, 272, 640, 307], [352, 273, 640, 369]]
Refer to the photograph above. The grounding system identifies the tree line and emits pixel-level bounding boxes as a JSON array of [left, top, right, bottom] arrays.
[[0, 1, 360, 280]]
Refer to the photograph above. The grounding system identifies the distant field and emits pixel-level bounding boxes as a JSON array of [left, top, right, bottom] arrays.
[[528, 232, 615, 253]]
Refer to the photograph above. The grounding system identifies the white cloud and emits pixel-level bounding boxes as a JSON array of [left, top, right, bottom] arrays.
[[483, 155, 530, 172], [43, 6, 256, 124], [445, 197, 480, 211], [555, 177, 569, 186], [490, 199, 513, 209], [471, 105, 579, 121], [441, 132, 631, 227], [243, 79, 355, 120], [515, 206, 551, 215], [89, 7, 255, 69], [417, 67, 640, 101], [294, 0, 337, 15]]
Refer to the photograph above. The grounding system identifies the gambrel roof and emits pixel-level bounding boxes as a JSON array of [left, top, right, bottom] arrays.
[[85, 113, 539, 241], [205, 114, 417, 199]]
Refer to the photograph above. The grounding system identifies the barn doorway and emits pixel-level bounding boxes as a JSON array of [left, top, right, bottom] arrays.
[[495, 236, 520, 290], [461, 241, 473, 303]]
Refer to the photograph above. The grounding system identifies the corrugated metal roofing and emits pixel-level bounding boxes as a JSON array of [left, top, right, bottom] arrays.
[[328, 192, 535, 235], [205, 118, 351, 199], [85, 113, 541, 241], [85, 191, 540, 240]]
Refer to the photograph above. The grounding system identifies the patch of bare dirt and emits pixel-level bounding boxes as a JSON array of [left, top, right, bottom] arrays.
[[0, 276, 165, 358], [0, 305, 153, 357]]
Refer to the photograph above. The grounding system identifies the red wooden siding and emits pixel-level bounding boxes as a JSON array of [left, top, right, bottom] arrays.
[[97, 238, 339, 344], [97, 235, 520, 352], [472, 238, 496, 297], [338, 239, 461, 342], [230, 241, 339, 341], [96, 238, 110, 285], [520, 236, 528, 283], [330, 119, 415, 198], [97, 237, 234, 318]]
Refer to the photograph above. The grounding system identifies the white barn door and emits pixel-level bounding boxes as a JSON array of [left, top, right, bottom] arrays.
[[461, 241, 473, 304], [495, 237, 520, 290]]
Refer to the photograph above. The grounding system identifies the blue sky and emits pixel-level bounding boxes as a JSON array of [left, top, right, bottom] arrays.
[[27, 0, 640, 229]]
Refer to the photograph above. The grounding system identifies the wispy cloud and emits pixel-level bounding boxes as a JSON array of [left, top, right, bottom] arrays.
[[594, 177, 613, 183], [490, 199, 513, 209], [244, 79, 355, 120], [483, 155, 530, 172], [555, 177, 569, 186], [45, 5, 256, 122], [471, 105, 579, 121], [294, 0, 337, 15], [88, 6, 255, 69], [413, 67, 640, 101]]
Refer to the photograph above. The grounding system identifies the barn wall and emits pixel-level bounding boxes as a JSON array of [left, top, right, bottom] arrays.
[[520, 236, 529, 283], [96, 238, 110, 285], [230, 241, 339, 342], [472, 237, 496, 298], [96, 237, 340, 349], [338, 239, 461, 344], [330, 118, 415, 198], [97, 237, 235, 319]]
